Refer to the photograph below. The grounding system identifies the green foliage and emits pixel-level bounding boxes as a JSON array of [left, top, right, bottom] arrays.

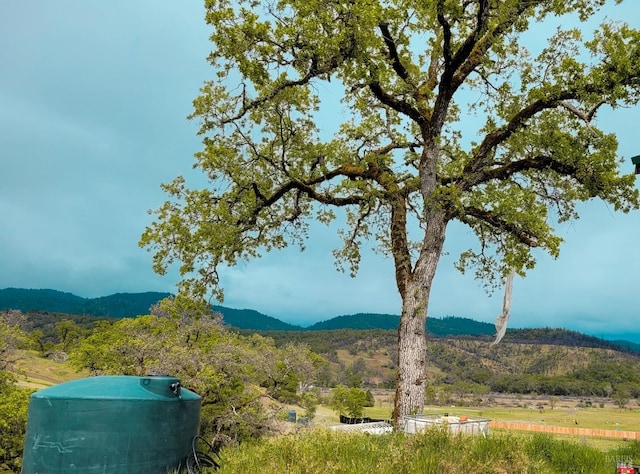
[[0, 311, 32, 371], [300, 391, 319, 420], [0, 372, 31, 472], [265, 362, 300, 404], [68, 297, 321, 444], [613, 388, 631, 409], [330, 385, 368, 417], [54, 319, 87, 353], [141, 0, 640, 302]]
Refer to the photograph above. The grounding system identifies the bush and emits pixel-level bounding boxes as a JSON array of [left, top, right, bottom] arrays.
[[0, 372, 31, 472]]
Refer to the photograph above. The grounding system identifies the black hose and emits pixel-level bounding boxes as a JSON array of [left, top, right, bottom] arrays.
[[186, 435, 223, 473]]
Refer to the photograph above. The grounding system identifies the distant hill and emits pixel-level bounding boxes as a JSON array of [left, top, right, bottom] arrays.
[[0, 288, 171, 318], [1, 288, 636, 353], [498, 327, 639, 353], [0, 288, 493, 336], [308, 313, 400, 331], [307, 313, 496, 337], [0, 288, 86, 314], [611, 339, 640, 352], [427, 316, 495, 337], [212, 306, 302, 331]]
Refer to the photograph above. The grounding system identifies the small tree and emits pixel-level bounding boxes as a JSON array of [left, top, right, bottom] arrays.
[[300, 391, 319, 420], [330, 385, 368, 418], [141, 0, 640, 425], [0, 313, 30, 371], [0, 372, 30, 472], [365, 389, 375, 407], [69, 299, 305, 443], [54, 319, 86, 353], [613, 388, 630, 409]]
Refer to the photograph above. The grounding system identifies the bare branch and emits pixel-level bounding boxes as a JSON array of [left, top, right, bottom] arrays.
[[560, 100, 606, 129]]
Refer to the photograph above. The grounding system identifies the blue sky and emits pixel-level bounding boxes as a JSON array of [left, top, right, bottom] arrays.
[[1, 2, 639, 339]]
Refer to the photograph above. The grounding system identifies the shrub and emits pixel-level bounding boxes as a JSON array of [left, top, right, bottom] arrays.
[[0, 372, 31, 472]]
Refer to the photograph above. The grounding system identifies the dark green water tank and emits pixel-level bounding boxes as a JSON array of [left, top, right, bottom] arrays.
[[22, 375, 201, 474]]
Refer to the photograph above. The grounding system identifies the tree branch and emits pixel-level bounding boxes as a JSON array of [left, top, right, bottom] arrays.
[[447, 154, 578, 188], [450, 0, 536, 88], [437, 0, 453, 67], [431, 1, 539, 135], [460, 91, 575, 183], [461, 206, 540, 248], [378, 23, 412, 85], [448, 0, 491, 79], [560, 100, 606, 128], [368, 82, 426, 125], [221, 44, 353, 126]]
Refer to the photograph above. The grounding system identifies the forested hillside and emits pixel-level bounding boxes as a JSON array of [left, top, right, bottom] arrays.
[[3, 289, 637, 351], [11, 307, 640, 399], [5, 288, 640, 398], [258, 329, 640, 398], [212, 306, 302, 331], [0, 289, 499, 336], [0, 288, 171, 318], [307, 314, 496, 335]]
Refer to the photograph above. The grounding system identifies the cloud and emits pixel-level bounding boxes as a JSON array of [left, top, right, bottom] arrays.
[[0, 1, 638, 341]]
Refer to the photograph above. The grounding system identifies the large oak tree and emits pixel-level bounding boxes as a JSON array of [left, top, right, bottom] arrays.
[[141, 0, 640, 425]]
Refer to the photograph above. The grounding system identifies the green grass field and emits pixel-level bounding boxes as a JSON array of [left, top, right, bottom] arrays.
[[361, 391, 640, 430]]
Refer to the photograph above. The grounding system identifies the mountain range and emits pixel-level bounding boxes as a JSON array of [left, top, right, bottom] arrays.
[[1, 288, 639, 352], [0, 287, 498, 335]]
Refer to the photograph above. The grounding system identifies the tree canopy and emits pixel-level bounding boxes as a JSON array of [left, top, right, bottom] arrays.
[[69, 297, 323, 442], [141, 0, 640, 423]]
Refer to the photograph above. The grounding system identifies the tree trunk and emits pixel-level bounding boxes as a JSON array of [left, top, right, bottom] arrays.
[[393, 211, 448, 428]]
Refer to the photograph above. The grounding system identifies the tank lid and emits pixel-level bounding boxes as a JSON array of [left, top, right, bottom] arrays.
[[31, 375, 200, 401]]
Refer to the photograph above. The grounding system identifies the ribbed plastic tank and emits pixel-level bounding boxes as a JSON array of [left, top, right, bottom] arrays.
[[21, 375, 201, 474]]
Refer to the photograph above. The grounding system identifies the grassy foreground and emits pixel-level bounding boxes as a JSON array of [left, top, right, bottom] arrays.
[[212, 428, 640, 474]]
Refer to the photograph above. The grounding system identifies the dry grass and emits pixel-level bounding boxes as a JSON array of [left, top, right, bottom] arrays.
[[10, 350, 87, 389]]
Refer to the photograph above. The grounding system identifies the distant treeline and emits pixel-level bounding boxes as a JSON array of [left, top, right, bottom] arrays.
[[0, 288, 171, 318], [7, 306, 640, 400], [3, 289, 639, 356]]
